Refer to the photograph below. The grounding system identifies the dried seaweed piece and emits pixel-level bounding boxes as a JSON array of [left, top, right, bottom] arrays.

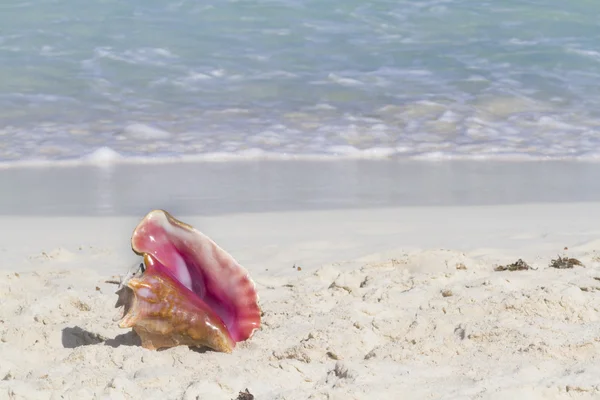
[[549, 256, 584, 269], [234, 389, 254, 400], [494, 259, 530, 271]]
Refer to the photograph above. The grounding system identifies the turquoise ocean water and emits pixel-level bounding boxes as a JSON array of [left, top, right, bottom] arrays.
[[2, 0, 600, 164]]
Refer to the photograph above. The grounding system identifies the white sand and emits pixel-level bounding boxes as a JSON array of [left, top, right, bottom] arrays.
[[2, 203, 600, 399]]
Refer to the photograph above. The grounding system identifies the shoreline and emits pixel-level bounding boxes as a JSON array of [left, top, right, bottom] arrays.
[[2, 159, 600, 216], [3, 152, 600, 170]]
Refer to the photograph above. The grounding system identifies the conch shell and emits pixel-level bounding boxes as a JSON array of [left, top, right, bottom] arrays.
[[116, 210, 261, 353]]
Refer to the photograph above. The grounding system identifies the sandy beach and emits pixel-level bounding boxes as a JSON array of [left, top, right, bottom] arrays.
[[1, 162, 600, 399], [3, 0, 600, 396]]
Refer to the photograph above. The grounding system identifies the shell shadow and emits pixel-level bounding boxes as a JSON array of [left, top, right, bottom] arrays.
[[61, 326, 215, 353], [61, 326, 141, 349], [188, 346, 213, 354], [104, 331, 142, 348]]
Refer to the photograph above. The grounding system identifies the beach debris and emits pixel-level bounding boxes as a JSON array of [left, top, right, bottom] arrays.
[[454, 324, 466, 340], [441, 289, 453, 297], [359, 276, 370, 288], [330, 361, 355, 380], [72, 299, 91, 312], [455, 263, 467, 270], [566, 385, 591, 393], [549, 256, 584, 269], [115, 210, 261, 353], [233, 389, 254, 400], [494, 259, 530, 272]]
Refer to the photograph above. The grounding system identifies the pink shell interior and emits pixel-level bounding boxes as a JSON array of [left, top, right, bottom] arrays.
[[131, 210, 261, 342]]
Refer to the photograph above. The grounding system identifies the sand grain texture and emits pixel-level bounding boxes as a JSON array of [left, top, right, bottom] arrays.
[[2, 206, 600, 399]]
